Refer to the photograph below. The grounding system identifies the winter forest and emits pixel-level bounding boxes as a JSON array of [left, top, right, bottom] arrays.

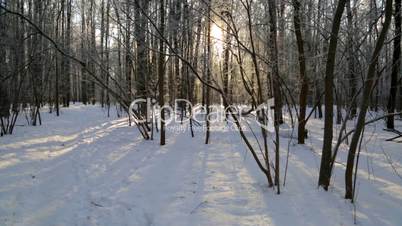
[[0, 0, 401, 225]]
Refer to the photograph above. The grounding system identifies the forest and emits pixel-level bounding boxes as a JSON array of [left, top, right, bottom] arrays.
[[0, 0, 401, 225]]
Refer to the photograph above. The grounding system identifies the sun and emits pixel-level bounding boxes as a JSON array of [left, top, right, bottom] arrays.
[[211, 23, 224, 55]]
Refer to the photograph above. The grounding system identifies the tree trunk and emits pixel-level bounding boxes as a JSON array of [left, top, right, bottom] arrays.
[[386, 0, 401, 129], [346, 1, 357, 118], [159, 0, 166, 146], [80, 0, 87, 105], [345, 0, 393, 200], [318, 0, 348, 190], [205, 0, 211, 145], [292, 0, 309, 144], [267, 0, 281, 194]]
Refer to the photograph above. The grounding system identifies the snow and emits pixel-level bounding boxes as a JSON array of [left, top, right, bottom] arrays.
[[1, 104, 401, 226]]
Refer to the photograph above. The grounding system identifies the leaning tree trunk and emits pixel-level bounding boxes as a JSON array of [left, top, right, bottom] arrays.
[[345, 0, 393, 200]]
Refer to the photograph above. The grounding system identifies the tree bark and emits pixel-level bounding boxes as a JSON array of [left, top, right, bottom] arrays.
[[345, 0, 393, 200], [318, 0, 349, 190], [386, 0, 401, 129], [267, 0, 281, 194], [292, 0, 309, 144], [159, 0, 166, 146]]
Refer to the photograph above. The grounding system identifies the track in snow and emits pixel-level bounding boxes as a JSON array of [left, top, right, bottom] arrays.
[[1, 104, 401, 226]]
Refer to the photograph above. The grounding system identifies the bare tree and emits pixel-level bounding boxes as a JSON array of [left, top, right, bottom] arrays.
[[386, 0, 401, 129], [318, 0, 349, 190], [292, 0, 309, 144], [345, 0, 393, 201]]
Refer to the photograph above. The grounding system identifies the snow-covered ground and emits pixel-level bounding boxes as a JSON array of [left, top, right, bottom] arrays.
[[0, 104, 401, 226]]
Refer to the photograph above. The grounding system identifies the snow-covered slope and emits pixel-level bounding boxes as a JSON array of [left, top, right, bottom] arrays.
[[0, 104, 401, 225]]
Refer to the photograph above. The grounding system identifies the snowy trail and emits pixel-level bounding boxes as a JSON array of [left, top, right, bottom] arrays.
[[1, 105, 402, 226], [0, 106, 271, 226]]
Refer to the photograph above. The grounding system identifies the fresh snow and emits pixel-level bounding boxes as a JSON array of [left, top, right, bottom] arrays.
[[1, 104, 401, 226]]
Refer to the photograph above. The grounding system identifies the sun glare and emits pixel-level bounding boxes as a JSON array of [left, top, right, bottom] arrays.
[[211, 23, 224, 55]]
